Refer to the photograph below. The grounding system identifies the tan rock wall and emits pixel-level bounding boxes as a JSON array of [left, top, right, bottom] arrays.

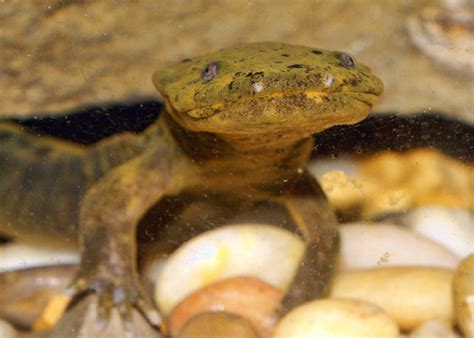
[[1, 0, 472, 123]]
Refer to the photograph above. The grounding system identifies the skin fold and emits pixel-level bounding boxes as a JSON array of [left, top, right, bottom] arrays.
[[0, 42, 383, 330]]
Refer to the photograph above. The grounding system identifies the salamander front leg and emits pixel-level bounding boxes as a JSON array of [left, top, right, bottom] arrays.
[[275, 173, 339, 315], [67, 145, 190, 330]]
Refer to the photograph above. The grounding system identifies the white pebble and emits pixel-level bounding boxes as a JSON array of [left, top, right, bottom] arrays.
[[339, 222, 459, 271], [409, 319, 460, 338], [0, 243, 79, 272], [154, 224, 304, 315], [399, 206, 473, 258], [0, 319, 17, 338]]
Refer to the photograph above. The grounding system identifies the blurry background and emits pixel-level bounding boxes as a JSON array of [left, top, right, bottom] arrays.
[[1, 0, 472, 123]]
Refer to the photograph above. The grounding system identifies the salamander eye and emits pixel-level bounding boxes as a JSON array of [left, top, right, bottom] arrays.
[[339, 53, 356, 68], [201, 61, 219, 82]]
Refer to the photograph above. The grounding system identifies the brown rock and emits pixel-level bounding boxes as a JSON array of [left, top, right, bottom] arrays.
[[168, 276, 282, 338], [177, 312, 260, 338], [0, 265, 76, 329], [317, 149, 473, 218], [359, 149, 473, 216]]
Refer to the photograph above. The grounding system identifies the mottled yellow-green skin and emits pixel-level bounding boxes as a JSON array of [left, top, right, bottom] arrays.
[[0, 42, 383, 331], [154, 42, 382, 135]]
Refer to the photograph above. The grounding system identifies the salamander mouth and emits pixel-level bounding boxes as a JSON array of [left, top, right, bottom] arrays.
[[181, 90, 379, 120]]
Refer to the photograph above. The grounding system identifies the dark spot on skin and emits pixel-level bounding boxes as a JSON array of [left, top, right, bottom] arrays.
[[181, 58, 191, 63], [281, 53, 289, 57], [312, 49, 322, 55], [228, 81, 235, 91], [239, 59, 245, 62], [246, 71, 265, 84], [235, 71, 242, 76], [350, 78, 359, 86], [288, 64, 305, 69], [212, 107, 222, 115], [274, 61, 282, 64], [201, 61, 219, 82], [339, 53, 356, 68], [246, 71, 264, 78]]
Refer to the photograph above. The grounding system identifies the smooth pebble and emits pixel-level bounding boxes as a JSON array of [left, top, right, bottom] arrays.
[[400, 205, 474, 257], [273, 298, 399, 338], [177, 312, 259, 338], [339, 223, 459, 271], [168, 276, 281, 337], [0, 243, 79, 272], [0, 319, 16, 338], [453, 254, 474, 338], [154, 224, 304, 315], [409, 319, 460, 338], [331, 267, 453, 330], [0, 264, 76, 328]]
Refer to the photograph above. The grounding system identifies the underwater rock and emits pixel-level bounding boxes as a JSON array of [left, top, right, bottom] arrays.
[[453, 255, 474, 338], [331, 267, 454, 330], [409, 319, 460, 338], [167, 277, 281, 337], [398, 206, 474, 258], [0, 319, 17, 338], [339, 223, 459, 271], [177, 312, 260, 338], [1, 1, 472, 123], [154, 224, 304, 315], [273, 298, 399, 338], [0, 265, 76, 329]]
